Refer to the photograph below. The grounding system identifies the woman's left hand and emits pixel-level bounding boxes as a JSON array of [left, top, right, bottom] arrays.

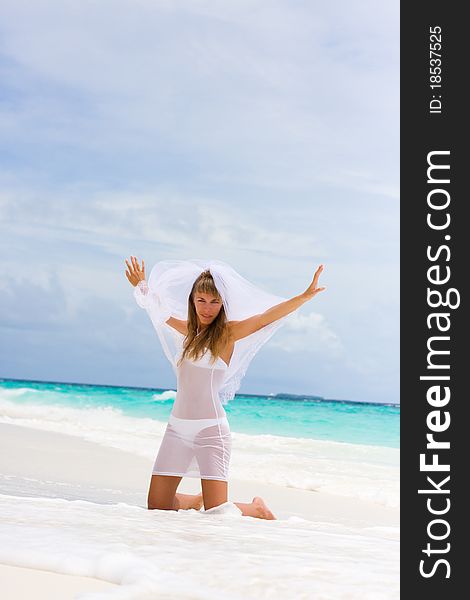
[[302, 264, 327, 300]]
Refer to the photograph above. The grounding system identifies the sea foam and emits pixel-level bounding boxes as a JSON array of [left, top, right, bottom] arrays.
[[0, 390, 399, 507], [0, 492, 399, 600]]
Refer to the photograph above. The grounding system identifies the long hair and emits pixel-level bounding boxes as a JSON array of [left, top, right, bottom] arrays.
[[177, 269, 230, 367]]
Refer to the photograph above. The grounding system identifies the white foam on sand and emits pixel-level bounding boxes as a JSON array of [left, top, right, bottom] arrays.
[[0, 422, 399, 599], [0, 493, 399, 600], [0, 392, 399, 508]]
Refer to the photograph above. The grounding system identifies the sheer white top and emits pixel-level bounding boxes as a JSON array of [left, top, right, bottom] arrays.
[[171, 351, 228, 420]]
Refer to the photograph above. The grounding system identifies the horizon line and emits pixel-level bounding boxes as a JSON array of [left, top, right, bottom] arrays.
[[0, 376, 400, 407]]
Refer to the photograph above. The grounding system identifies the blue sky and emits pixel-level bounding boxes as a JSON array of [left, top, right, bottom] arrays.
[[0, 1, 399, 403]]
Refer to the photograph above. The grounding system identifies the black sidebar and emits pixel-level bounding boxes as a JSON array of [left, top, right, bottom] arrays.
[[401, 2, 466, 597]]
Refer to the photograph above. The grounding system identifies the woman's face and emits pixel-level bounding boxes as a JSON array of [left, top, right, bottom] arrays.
[[193, 292, 223, 326]]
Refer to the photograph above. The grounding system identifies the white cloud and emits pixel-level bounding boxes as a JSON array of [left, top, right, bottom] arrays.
[[0, 0, 398, 195], [269, 310, 344, 357], [0, 0, 399, 403], [0, 181, 327, 263]]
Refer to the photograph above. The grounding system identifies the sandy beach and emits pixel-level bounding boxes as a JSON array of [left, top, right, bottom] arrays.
[[0, 422, 399, 599], [1, 564, 117, 600]]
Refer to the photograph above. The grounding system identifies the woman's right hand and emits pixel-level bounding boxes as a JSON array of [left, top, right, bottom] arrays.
[[125, 256, 146, 287]]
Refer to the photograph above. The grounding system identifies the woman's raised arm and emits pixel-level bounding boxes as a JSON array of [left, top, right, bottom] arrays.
[[229, 265, 326, 342], [126, 255, 187, 335]]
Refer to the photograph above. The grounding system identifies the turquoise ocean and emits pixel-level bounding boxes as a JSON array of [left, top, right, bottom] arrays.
[[0, 377, 399, 448], [1, 375, 400, 598]]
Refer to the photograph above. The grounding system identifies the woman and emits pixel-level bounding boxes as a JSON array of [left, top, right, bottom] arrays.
[[125, 256, 326, 519]]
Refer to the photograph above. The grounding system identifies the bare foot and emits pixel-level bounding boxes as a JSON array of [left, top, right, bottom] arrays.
[[176, 492, 204, 511], [193, 492, 204, 511], [252, 496, 277, 520]]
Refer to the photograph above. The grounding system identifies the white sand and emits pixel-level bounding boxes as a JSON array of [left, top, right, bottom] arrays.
[[0, 392, 399, 508], [0, 423, 399, 599], [0, 564, 117, 600]]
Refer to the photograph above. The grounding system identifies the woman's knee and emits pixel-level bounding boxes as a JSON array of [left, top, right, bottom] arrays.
[[147, 474, 181, 510]]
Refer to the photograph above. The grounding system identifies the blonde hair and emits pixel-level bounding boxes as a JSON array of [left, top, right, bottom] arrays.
[[177, 270, 230, 367]]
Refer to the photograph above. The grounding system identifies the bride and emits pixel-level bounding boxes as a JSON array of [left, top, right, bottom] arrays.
[[125, 256, 325, 519]]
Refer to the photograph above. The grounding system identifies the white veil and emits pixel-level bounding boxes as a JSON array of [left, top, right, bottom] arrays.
[[133, 259, 293, 404]]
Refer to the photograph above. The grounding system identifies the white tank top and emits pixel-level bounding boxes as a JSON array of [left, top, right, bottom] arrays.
[[171, 350, 228, 420]]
